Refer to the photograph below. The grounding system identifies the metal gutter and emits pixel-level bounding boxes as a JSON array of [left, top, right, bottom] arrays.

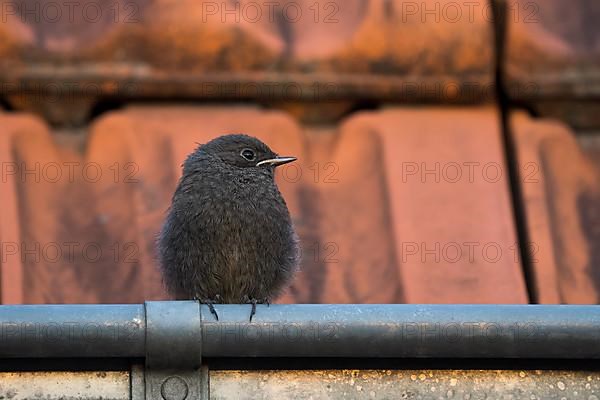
[[1, 303, 599, 399], [0, 303, 599, 359]]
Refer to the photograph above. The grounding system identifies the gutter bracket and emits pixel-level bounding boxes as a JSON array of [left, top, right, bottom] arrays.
[[143, 301, 205, 400]]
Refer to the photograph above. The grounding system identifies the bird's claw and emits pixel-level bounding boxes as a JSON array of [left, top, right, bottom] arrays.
[[243, 296, 270, 322], [195, 295, 222, 321]]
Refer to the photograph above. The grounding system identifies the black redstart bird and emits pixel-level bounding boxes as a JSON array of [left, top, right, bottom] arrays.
[[158, 134, 299, 321]]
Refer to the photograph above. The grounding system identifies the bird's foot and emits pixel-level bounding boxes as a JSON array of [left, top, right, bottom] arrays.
[[242, 296, 270, 322], [195, 294, 222, 321]]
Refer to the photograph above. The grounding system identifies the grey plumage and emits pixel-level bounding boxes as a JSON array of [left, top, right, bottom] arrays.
[[157, 134, 299, 318]]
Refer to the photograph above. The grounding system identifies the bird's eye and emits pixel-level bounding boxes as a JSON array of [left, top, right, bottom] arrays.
[[240, 148, 256, 161]]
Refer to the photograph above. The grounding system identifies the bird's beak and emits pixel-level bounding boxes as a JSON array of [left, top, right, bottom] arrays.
[[256, 156, 297, 167]]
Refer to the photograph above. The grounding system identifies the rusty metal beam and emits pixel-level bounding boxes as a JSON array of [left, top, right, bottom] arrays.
[[1, 68, 596, 102], [0, 70, 495, 103]]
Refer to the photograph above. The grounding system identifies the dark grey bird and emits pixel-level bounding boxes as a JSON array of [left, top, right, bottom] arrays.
[[158, 134, 299, 321]]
